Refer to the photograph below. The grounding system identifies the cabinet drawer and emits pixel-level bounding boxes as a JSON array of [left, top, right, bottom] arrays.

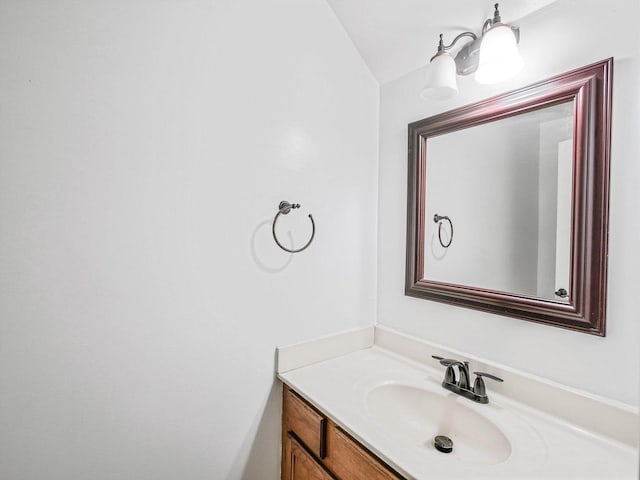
[[283, 385, 327, 459], [326, 424, 400, 480]]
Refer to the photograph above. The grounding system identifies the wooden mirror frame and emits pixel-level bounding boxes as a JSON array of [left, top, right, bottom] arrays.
[[405, 58, 612, 336]]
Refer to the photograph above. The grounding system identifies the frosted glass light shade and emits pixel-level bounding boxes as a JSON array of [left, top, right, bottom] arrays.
[[421, 52, 458, 101], [475, 24, 524, 85]]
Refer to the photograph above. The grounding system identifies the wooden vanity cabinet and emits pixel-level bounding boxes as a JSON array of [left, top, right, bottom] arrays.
[[282, 384, 404, 480]]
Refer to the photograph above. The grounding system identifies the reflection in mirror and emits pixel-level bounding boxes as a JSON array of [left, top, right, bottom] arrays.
[[423, 101, 574, 302]]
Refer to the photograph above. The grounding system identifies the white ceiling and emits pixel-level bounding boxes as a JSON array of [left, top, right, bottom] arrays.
[[326, 0, 558, 84]]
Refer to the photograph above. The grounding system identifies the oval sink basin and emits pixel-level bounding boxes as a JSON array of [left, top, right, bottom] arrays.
[[366, 383, 511, 465]]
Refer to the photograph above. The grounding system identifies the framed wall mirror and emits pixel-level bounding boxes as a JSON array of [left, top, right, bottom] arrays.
[[405, 59, 612, 335]]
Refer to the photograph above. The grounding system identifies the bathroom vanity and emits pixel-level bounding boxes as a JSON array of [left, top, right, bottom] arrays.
[[277, 327, 638, 479]]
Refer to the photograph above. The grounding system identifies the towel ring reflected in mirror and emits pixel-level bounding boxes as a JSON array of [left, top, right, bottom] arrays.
[[434, 214, 453, 248], [272, 201, 315, 253]]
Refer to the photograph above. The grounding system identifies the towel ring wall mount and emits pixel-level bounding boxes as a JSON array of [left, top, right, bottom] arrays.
[[272, 201, 315, 253]]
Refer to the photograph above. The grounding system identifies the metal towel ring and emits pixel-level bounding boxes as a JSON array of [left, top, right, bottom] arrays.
[[433, 214, 453, 248], [272, 201, 315, 253]]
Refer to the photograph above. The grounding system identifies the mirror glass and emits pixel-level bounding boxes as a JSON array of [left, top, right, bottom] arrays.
[[423, 101, 574, 302]]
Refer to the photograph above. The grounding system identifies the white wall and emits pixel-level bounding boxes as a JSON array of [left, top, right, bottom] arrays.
[[0, 1, 378, 479], [378, 0, 640, 405]]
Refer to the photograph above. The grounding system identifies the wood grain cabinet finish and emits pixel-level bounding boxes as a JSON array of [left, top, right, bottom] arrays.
[[287, 434, 336, 480], [323, 425, 399, 480], [282, 384, 404, 480], [283, 385, 327, 460]]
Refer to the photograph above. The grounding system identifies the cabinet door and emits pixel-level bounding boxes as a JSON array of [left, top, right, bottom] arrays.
[[287, 435, 335, 480]]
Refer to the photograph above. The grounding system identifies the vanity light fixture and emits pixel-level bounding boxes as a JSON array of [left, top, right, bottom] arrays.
[[421, 3, 524, 100]]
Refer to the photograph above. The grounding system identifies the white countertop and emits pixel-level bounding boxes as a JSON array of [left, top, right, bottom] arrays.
[[278, 345, 637, 479]]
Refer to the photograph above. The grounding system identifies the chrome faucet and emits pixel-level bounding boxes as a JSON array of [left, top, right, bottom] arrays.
[[432, 356, 503, 404]]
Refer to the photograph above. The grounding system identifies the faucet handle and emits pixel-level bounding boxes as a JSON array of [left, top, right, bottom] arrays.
[[432, 356, 457, 384], [474, 372, 503, 382], [431, 355, 463, 367], [472, 371, 504, 397]]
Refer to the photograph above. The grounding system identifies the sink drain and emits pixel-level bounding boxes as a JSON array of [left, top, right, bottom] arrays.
[[434, 435, 453, 453]]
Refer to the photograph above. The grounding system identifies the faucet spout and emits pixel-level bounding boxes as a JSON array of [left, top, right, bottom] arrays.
[[431, 356, 470, 389], [457, 361, 470, 390]]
